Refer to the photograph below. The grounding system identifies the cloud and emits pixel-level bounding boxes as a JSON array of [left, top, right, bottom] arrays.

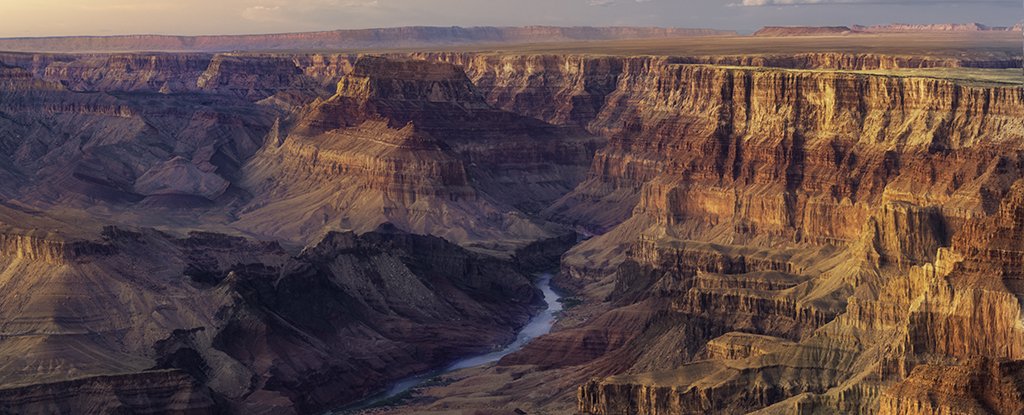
[[241, 0, 382, 23], [588, 0, 656, 6]]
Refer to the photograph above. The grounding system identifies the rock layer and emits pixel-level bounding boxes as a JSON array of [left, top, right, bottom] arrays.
[[239, 57, 601, 249], [0, 224, 541, 413], [556, 58, 1024, 415]]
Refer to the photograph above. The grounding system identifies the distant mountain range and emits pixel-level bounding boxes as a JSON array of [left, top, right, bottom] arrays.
[[755, 22, 1023, 37], [0, 26, 734, 53]]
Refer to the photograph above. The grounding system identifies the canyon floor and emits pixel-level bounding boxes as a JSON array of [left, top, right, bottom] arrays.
[[0, 29, 1022, 414]]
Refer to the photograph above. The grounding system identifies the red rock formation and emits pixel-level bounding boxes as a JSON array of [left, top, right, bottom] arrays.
[[854, 23, 1010, 32], [564, 61, 1024, 415]]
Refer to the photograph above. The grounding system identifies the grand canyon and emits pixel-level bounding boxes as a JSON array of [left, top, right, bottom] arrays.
[[0, 8, 1023, 415]]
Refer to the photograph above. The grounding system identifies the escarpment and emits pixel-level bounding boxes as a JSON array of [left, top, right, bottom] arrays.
[[413, 52, 1019, 130], [239, 56, 602, 249], [562, 60, 1024, 415], [0, 225, 541, 413], [0, 56, 283, 207], [554, 62, 1024, 234]]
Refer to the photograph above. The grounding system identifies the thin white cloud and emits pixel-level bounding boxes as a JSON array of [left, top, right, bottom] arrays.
[[242, 0, 382, 23]]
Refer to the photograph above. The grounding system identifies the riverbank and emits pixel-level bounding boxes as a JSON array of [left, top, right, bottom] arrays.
[[335, 272, 562, 414]]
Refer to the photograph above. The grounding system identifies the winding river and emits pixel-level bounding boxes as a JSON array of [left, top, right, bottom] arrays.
[[341, 272, 562, 412]]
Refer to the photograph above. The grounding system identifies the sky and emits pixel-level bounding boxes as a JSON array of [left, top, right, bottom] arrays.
[[0, 0, 1020, 37]]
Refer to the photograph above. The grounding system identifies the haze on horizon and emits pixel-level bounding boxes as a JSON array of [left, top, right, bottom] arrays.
[[0, 0, 1020, 38]]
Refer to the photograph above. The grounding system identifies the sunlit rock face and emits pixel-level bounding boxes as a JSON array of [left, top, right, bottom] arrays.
[[524, 60, 1024, 415]]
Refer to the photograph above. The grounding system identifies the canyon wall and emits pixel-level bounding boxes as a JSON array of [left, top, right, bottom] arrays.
[[238, 56, 600, 250], [513, 57, 1024, 415], [0, 224, 543, 413], [0, 47, 1023, 414]]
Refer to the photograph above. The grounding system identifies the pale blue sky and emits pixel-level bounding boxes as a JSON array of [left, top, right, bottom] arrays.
[[0, 0, 1019, 37]]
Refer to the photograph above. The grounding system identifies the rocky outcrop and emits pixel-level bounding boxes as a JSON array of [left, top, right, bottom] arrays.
[[755, 23, 1019, 36], [37, 53, 213, 93], [0, 233, 115, 263], [134, 157, 230, 200], [238, 57, 602, 250], [0, 55, 281, 207], [854, 23, 1017, 32], [754, 26, 853, 36], [572, 60, 1024, 414], [0, 52, 331, 100], [0, 370, 215, 415], [414, 53, 626, 127], [553, 62, 1024, 236], [704, 332, 795, 361], [0, 224, 541, 413]]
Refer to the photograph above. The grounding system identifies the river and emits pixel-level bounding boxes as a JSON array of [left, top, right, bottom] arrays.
[[338, 272, 562, 412]]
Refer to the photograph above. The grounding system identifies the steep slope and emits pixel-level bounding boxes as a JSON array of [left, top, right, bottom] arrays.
[[0, 222, 541, 414], [238, 57, 602, 250], [0, 56, 289, 212], [362, 56, 1024, 415], [553, 63, 1024, 414]]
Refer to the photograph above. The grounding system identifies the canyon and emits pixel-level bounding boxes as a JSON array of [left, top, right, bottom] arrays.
[[0, 28, 1021, 415]]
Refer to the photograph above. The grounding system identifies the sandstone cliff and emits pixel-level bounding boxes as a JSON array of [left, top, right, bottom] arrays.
[[542, 61, 1024, 415], [854, 22, 1019, 32]]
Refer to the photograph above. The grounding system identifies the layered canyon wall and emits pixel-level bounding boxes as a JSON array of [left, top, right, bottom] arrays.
[[468, 55, 1024, 415], [0, 47, 1023, 414]]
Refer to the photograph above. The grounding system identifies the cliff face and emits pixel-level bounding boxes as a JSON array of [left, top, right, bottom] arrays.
[[1, 52, 334, 98], [239, 57, 601, 249], [552, 62, 1023, 234], [0, 224, 540, 413], [527, 60, 1024, 415], [0, 53, 288, 206], [756, 23, 1021, 35], [0, 371, 215, 415], [415, 53, 1019, 138], [855, 23, 1020, 32]]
